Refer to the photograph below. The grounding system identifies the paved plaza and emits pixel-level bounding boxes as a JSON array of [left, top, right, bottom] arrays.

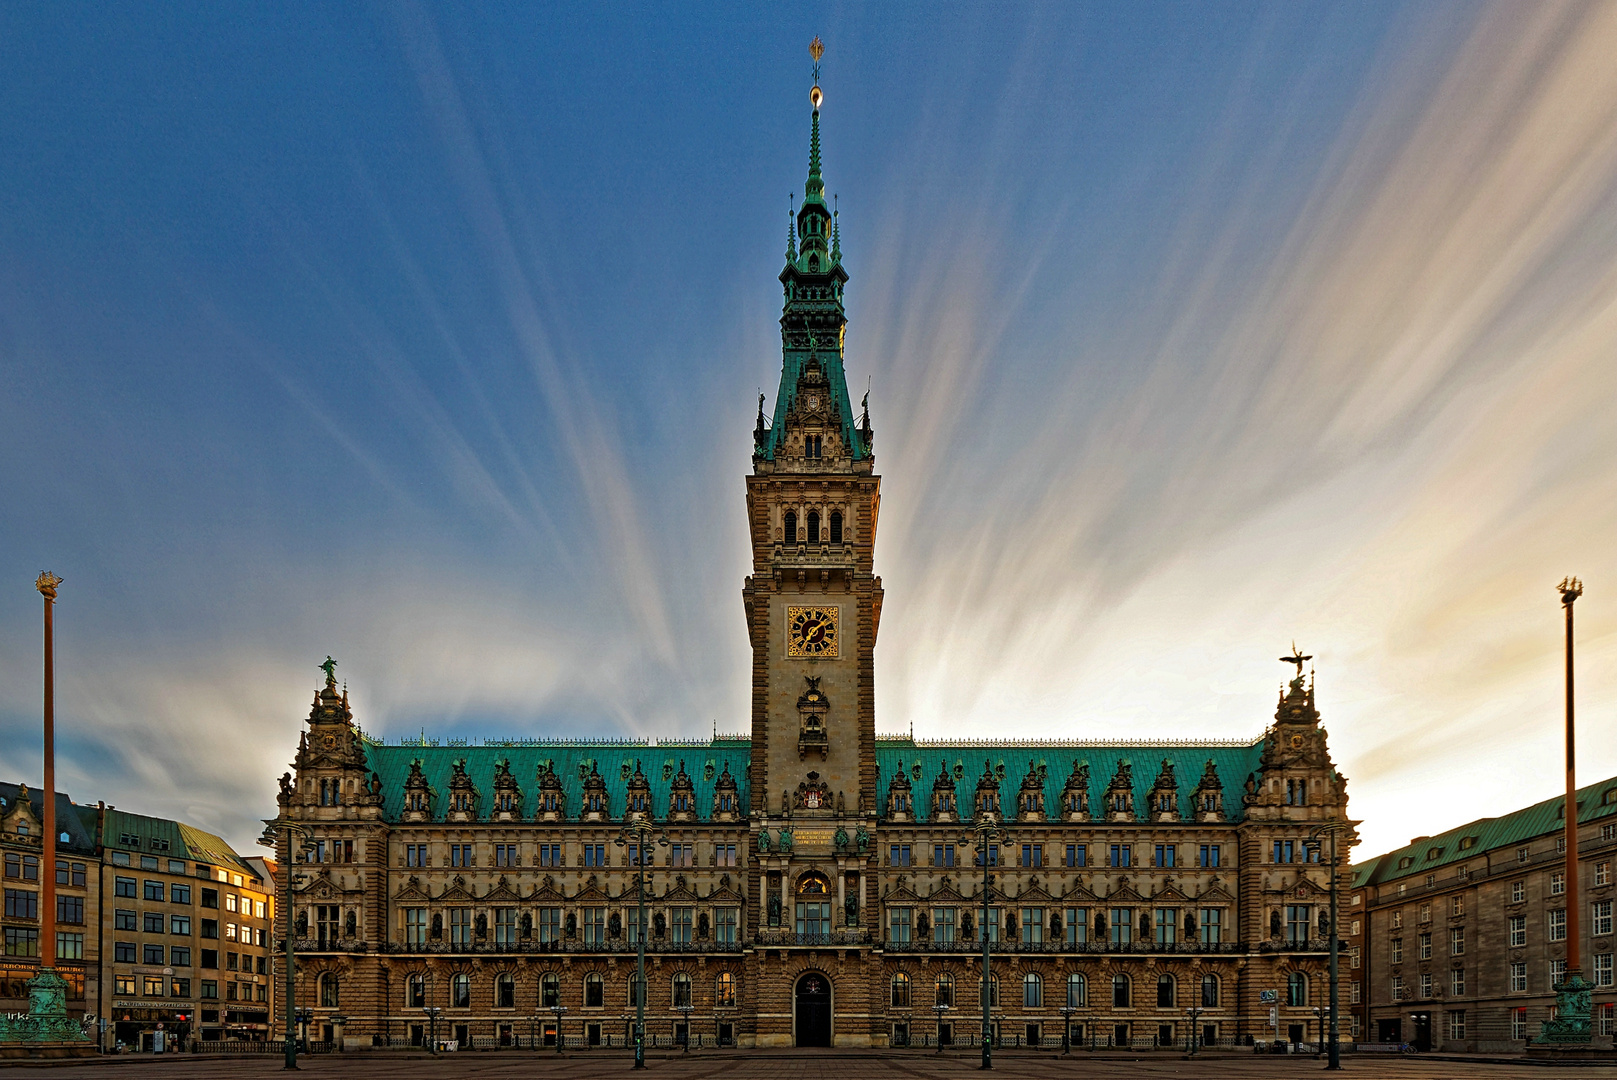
[[2, 1050, 1610, 1079]]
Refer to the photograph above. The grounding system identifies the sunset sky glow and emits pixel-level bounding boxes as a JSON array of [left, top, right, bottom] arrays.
[[3, 2, 1616, 859]]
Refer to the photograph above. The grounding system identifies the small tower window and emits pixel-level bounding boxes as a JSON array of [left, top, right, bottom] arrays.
[[807, 511, 820, 543], [784, 511, 797, 544], [829, 511, 842, 543]]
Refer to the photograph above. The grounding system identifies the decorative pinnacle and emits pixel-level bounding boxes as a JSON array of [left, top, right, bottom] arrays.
[[810, 37, 824, 110], [786, 198, 797, 260], [1559, 576, 1583, 606], [34, 571, 62, 600], [832, 196, 841, 261]]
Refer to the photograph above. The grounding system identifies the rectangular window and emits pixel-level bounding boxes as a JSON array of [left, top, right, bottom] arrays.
[[670, 906, 692, 945], [1518, 845, 1531, 863], [1602, 1003, 1616, 1037], [1022, 907, 1044, 945], [115, 908, 136, 931], [56, 895, 84, 925], [1286, 905, 1313, 944], [171, 946, 191, 967], [716, 844, 737, 867], [1450, 895, 1464, 917], [1153, 908, 1176, 945], [934, 906, 956, 944], [1109, 907, 1132, 945], [495, 907, 520, 946], [3, 889, 37, 920], [1509, 915, 1527, 947], [1109, 844, 1131, 868], [889, 907, 912, 944], [405, 844, 426, 867], [1451, 968, 1465, 995], [1511, 881, 1525, 903], [1154, 844, 1176, 868], [538, 907, 562, 944], [626, 908, 642, 945], [541, 843, 564, 867], [201, 888, 218, 908], [1450, 926, 1463, 955], [714, 907, 738, 946], [1510, 962, 1528, 992], [200, 948, 217, 969], [1593, 900, 1613, 937], [225, 893, 238, 913], [1391, 938, 1403, 963], [1598, 862, 1612, 887], [1594, 953, 1613, 988], [1419, 972, 1432, 999], [1198, 908, 1222, 944], [1391, 975, 1404, 1000], [55, 932, 84, 960], [172, 977, 190, 997], [1448, 1010, 1466, 1041], [201, 980, 218, 1000], [1273, 840, 1296, 864], [1418, 931, 1432, 960], [495, 843, 519, 867], [114, 975, 136, 995], [405, 907, 428, 946], [1419, 903, 1431, 924], [670, 844, 694, 868], [115, 876, 137, 898], [114, 941, 136, 963], [1064, 907, 1087, 945], [890, 844, 911, 867], [449, 907, 473, 946], [1065, 843, 1085, 868], [1391, 910, 1403, 929], [1511, 1007, 1527, 1039], [1551, 958, 1567, 985], [1349, 945, 1361, 969], [449, 844, 473, 868], [984, 907, 1001, 943], [170, 913, 193, 935], [1021, 843, 1042, 868], [172, 883, 191, 905], [1198, 844, 1220, 868], [3, 854, 39, 880], [224, 922, 237, 941], [581, 906, 605, 945], [143, 943, 165, 964], [1551, 872, 1565, 896], [1549, 909, 1567, 942], [144, 912, 164, 933], [144, 975, 165, 997], [144, 880, 165, 901]]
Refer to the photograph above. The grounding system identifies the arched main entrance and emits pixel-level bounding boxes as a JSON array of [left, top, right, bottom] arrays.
[[794, 972, 832, 1047]]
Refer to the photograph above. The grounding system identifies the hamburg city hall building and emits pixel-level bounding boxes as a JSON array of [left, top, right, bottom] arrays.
[[270, 71, 1354, 1053]]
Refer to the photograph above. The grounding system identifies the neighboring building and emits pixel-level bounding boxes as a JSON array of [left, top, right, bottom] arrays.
[[1, 784, 98, 1027], [98, 808, 275, 1049], [1351, 776, 1617, 1051], [270, 73, 1355, 1052]]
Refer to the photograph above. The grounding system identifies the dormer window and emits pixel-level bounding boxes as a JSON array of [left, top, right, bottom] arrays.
[[1108, 792, 1129, 814], [977, 792, 999, 815], [497, 793, 514, 812], [829, 511, 842, 543], [893, 792, 911, 814], [674, 793, 690, 812], [1022, 794, 1039, 814], [1200, 793, 1217, 812], [407, 792, 424, 812], [1286, 779, 1307, 806], [807, 511, 820, 542], [784, 511, 797, 544], [543, 793, 559, 812], [1153, 793, 1173, 813], [587, 793, 605, 812], [630, 793, 647, 813], [1065, 792, 1087, 813], [452, 793, 470, 812], [319, 778, 342, 807], [718, 792, 734, 812], [936, 792, 954, 814], [806, 435, 822, 459]]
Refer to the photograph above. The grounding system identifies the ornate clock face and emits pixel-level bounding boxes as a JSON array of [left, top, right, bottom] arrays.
[[786, 605, 839, 658], [322, 733, 338, 750]]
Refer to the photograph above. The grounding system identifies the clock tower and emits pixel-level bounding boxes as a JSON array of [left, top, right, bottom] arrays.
[[743, 63, 881, 841]]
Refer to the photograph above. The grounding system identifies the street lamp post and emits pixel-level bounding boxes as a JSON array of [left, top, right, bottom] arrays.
[[616, 812, 668, 1069], [1306, 819, 1352, 1070], [258, 819, 315, 1070], [961, 811, 1005, 1070], [551, 1004, 568, 1054], [1059, 1006, 1077, 1055], [528, 1014, 539, 1051], [934, 1003, 950, 1053], [1313, 1006, 1325, 1058], [1185, 1006, 1203, 1056]]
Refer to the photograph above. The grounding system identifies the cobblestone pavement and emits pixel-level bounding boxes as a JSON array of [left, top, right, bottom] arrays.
[[3, 1050, 1610, 1079]]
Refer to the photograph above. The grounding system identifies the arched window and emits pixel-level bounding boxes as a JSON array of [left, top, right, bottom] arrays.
[[784, 511, 797, 544], [540, 972, 559, 1008], [495, 972, 514, 1008], [1066, 972, 1086, 1008], [1287, 971, 1308, 1007], [936, 973, 954, 1007], [585, 973, 604, 1008], [451, 972, 471, 1008], [672, 973, 693, 1008], [807, 511, 820, 543], [406, 973, 426, 1008], [1156, 974, 1175, 1008], [978, 975, 998, 1008], [891, 972, 911, 1007], [318, 972, 339, 1008], [1200, 974, 1218, 1008], [829, 510, 842, 543], [715, 971, 737, 1007], [1112, 973, 1131, 1008], [1023, 972, 1043, 1008]]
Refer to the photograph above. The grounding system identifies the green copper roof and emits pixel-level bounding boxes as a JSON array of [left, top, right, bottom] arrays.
[[874, 739, 1267, 823], [102, 805, 260, 881], [367, 742, 753, 823], [1352, 772, 1617, 888]]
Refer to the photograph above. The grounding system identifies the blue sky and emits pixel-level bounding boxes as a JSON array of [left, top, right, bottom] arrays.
[[4, 3, 1616, 857]]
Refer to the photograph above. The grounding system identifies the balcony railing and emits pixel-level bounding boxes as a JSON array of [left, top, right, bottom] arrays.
[[879, 939, 1243, 955], [375, 938, 744, 955], [754, 929, 873, 947]]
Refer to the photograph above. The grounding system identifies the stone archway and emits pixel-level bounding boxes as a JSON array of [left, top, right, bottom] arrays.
[[794, 971, 832, 1047]]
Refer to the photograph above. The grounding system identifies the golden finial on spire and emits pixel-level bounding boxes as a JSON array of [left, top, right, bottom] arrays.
[[809, 37, 824, 110], [35, 571, 62, 599]]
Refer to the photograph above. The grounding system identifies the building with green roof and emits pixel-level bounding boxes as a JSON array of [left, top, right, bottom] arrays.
[[1348, 775, 1617, 1051], [268, 53, 1355, 1055]]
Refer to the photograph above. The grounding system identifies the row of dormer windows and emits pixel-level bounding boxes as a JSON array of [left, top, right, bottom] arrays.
[[783, 509, 843, 544]]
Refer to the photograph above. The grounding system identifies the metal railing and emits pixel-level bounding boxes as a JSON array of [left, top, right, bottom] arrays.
[[881, 939, 1243, 954], [378, 938, 745, 955]]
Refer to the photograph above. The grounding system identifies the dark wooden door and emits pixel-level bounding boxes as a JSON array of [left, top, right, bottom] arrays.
[[795, 974, 832, 1047]]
